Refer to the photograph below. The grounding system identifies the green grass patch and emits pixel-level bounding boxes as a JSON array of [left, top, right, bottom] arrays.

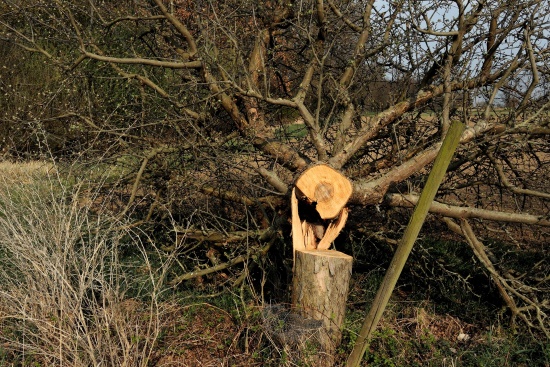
[[275, 123, 308, 140], [339, 236, 549, 366]]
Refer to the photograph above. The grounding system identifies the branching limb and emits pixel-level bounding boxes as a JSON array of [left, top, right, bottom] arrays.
[[120, 146, 179, 217], [332, 103, 356, 156], [326, 0, 361, 32], [483, 54, 521, 121], [517, 25, 540, 112], [151, 0, 197, 56], [410, 0, 461, 37], [390, 194, 550, 226], [511, 99, 550, 129], [104, 15, 166, 29], [174, 228, 272, 245], [292, 59, 329, 161], [338, 0, 375, 87], [84, 44, 205, 121], [295, 100, 327, 161], [251, 138, 309, 171], [443, 218, 520, 324], [0, 22, 55, 60], [330, 61, 521, 169], [351, 121, 498, 205], [256, 167, 289, 194], [443, 218, 549, 336], [81, 51, 202, 69], [169, 235, 277, 285], [487, 152, 550, 199], [200, 54, 309, 171], [199, 186, 284, 208]]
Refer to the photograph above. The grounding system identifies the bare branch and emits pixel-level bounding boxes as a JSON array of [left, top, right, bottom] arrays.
[[487, 152, 550, 199], [104, 15, 165, 28], [175, 228, 272, 245], [330, 64, 521, 169], [82, 50, 202, 69], [444, 218, 549, 336], [151, 0, 197, 56], [200, 186, 284, 207], [389, 194, 550, 226], [327, 0, 361, 32], [444, 218, 521, 323], [411, 6, 460, 38], [338, 0, 376, 87], [517, 26, 540, 112], [169, 238, 276, 285], [256, 167, 289, 194]]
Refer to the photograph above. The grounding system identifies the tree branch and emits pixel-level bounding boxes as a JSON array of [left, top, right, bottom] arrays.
[[174, 228, 272, 245], [169, 236, 276, 285], [389, 194, 550, 227], [444, 217, 549, 336], [256, 167, 289, 194], [444, 218, 521, 325], [151, 0, 197, 56], [104, 15, 165, 28], [487, 151, 550, 199], [350, 121, 499, 204], [329, 63, 521, 169], [338, 0, 375, 87], [199, 186, 284, 207], [327, 0, 361, 32], [82, 50, 202, 69], [517, 26, 540, 112]]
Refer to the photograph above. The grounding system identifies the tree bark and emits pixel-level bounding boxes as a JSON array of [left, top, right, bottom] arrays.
[[387, 193, 550, 227], [291, 249, 353, 366]]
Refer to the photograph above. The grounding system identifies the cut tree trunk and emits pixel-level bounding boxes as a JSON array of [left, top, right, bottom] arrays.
[[289, 164, 353, 365], [292, 164, 352, 253], [295, 164, 353, 219], [292, 249, 353, 366]]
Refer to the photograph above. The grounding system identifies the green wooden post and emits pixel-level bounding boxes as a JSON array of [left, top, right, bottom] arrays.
[[346, 121, 465, 367]]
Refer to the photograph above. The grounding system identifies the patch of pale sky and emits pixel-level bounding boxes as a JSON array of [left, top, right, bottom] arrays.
[[371, 0, 548, 103]]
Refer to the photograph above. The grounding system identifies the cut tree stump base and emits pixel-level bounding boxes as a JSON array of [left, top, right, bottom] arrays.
[[291, 249, 353, 366]]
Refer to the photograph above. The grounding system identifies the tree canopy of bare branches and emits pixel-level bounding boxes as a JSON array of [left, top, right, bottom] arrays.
[[1, 0, 549, 336]]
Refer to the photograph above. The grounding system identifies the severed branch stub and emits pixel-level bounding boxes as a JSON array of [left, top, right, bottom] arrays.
[[295, 164, 352, 219], [290, 164, 353, 365]]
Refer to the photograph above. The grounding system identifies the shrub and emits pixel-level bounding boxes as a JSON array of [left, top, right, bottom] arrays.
[[0, 167, 168, 366]]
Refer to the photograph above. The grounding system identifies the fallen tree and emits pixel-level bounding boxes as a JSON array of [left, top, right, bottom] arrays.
[[1, 0, 549, 343]]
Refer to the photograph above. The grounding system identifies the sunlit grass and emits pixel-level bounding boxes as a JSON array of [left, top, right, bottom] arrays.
[[0, 160, 55, 182]]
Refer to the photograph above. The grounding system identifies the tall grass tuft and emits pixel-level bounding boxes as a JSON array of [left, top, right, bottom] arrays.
[[0, 167, 168, 366]]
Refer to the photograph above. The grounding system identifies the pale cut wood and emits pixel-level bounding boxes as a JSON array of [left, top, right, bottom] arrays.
[[317, 207, 349, 250], [292, 249, 353, 366], [302, 221, 317, 250], [291, 188, 305, 253], [295, 164, 352, 219]]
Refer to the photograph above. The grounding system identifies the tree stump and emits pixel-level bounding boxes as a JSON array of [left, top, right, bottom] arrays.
[[292, 249, 353, 366], [289, 164, 353, 365]]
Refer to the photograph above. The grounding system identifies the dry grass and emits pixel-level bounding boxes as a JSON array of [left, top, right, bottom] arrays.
[[0, 160, 54, 181], [0, 165, 170, 366]]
